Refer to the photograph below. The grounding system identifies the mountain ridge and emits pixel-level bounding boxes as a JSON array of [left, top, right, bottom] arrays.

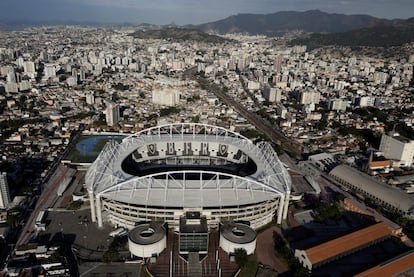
[[191, 10, 393, 35], [290, 21, 414, 48]]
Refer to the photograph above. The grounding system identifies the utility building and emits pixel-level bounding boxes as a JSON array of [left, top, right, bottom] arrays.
[[379, 133, 414, 167]]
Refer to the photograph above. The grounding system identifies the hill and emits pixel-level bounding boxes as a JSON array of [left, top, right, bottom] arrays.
[[129, 27, 230, 43], [290, 22, 414, 48], [193, 10, 389, 36]]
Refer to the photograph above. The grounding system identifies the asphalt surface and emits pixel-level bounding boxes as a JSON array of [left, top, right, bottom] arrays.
[[78, 262, 142, 277], [45, 209, 114, 258], [17, 164, 76, 246]]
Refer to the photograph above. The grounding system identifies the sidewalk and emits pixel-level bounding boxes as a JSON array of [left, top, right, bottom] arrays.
[[256, 226, 289, 274]]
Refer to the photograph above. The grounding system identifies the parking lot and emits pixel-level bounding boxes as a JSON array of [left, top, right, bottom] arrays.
[[78, 262, 142, 277], [43, 208, 115, 258]]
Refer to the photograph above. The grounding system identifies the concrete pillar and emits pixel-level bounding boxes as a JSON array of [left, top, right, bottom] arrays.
[[89, 192, 96, 223], [277, 194, 285, 224], [282, 191, 290, 220], [96, 195, 103, 227]]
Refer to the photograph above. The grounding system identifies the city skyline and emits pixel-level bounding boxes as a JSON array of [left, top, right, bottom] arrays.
[[0, 0, 413, 25]]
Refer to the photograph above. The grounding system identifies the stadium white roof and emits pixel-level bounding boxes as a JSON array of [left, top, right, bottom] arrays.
[[85, 123, 291, 207]]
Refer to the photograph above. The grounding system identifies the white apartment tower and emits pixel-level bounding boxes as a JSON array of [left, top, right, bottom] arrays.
[[0, 172, 11, 209], [300, 90, 321, 105], [105, 101, 120, 127], [152, 88, 180, 107], [86, 92, 95, 105], [379, 133, 414, 167], [263, 86, 282, 103]]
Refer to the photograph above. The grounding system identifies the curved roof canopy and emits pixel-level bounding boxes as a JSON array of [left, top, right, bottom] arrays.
[[330, 164, 414, 214], [85, 123, 291, 207]]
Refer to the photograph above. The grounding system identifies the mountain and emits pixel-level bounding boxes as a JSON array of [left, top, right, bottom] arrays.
[[193, 10, 390, 35], [290, 20, 414, 48], [129, 27, 230, 43]]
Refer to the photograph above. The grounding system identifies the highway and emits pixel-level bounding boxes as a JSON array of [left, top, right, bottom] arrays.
[[186, 68, 302, 158]]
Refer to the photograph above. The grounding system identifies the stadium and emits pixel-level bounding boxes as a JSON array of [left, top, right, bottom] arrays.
[[85, 123, 292, 231]]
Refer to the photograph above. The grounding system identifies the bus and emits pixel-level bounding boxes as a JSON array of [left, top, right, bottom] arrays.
[[35, 210, 47, 231]]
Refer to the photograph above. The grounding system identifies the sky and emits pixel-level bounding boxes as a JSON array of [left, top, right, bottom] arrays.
[[1, 0, 413, 25]]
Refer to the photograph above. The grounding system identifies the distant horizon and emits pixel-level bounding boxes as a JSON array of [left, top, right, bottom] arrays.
[[0, 0, 413, 26], [0, 9, 413, 27]]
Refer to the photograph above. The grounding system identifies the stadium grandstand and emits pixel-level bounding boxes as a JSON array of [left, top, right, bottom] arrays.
[[85, 123, 292, 231]]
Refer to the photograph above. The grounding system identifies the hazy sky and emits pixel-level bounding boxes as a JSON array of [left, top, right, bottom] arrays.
[[1, 0, 413, 25]]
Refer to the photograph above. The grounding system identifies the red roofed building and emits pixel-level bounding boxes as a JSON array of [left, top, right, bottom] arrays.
[[355, 250, 414, 277], [295, 222, 392, 270]]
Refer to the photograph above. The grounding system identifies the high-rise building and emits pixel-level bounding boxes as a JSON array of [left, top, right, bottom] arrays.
[[379, 133, 414, 167], [0, 172, 11, 209], [86, 92, 95, 105], [44, 64, 56, 79], [356, 96, 376, 107], [6, 72, 16, 83], [152, 88, 180, 106], [263, 86, 282, 103], [105, 101, 120, 127], [328, 99, 348, 112], [23, 61, 36, 75], [300, 90, 321, 105]]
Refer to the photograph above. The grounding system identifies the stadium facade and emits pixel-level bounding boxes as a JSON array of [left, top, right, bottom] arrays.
[[85, 123, 292, 230]]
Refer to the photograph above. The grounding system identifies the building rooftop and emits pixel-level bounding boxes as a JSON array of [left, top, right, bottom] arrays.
[[330, 164, 414, 215], [355, 250, 414, 277], [304, 222, 392, 266], [393, 135, 412, 144], [180, 212, 208, 234], [369, 160, 390, 168], [128, 222, 166, 245], [220, 222, 256, 244], [86, 124, 291, 208]]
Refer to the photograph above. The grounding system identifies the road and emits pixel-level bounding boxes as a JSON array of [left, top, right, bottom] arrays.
[[15, 126, 84, 247], [16, 164, 73, 246], [185, 68, 302, 158]]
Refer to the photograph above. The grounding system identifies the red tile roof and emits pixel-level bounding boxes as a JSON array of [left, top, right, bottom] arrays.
[[305, 222, 391, 265], [355, 250, 414, 277]]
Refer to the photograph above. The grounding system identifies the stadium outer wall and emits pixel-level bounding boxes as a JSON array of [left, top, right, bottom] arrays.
[[86, 123, 291, 230]]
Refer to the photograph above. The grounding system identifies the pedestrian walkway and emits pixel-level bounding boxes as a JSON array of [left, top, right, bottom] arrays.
[[188, 252, 202, 277]]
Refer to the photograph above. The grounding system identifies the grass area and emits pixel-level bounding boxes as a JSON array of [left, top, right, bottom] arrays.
[[67, 200, 83, 210], [238, 254, 258, 277]]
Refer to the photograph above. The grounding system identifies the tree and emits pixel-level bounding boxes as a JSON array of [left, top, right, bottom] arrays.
[[288, 257, 310, 277], [234, 248, 248, 268], [314, 202, 343, 222], [102, 249, 120, 263], [273, 230, 290, 257], [273, 231, 285, 249], [192, 115, 200, 123], [159, 107, 180, 117]]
